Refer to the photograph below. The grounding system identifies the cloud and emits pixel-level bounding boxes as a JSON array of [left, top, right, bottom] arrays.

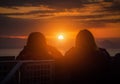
[[0, 0, 85, 8], [0, 15, 45, 35], [0, 0, 119, 35], [103, 2, 120, 13], [1, 4, 119, 22], [0, 9, 60, 16], [0, 0, 116, 9], [0, 0, 120, 50], [0, 35, 27, 39], [0, 1, 119, 21]]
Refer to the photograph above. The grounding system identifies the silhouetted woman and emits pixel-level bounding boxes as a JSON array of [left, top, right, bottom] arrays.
[[16, 32, 62, 60], [16, 32, 63, 84], [64, 29, 110, 83]]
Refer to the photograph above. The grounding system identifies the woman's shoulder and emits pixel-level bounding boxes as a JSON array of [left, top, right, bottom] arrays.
[[94, 48, 111, 62], [47, 45, 63, 59], [64, 47, 75, 57], [98, 48, 110, 57]]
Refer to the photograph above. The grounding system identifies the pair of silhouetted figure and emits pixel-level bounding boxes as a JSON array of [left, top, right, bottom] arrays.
[[16, 30, 112, 84]]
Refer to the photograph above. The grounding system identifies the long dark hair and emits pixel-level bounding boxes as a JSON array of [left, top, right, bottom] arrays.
[[26, 32, 47, 51], [75, 29, 98, 51]]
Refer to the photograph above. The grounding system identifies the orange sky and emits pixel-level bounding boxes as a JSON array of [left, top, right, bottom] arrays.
[[0, 1, 120, 39], [0, 0, 120, 52]]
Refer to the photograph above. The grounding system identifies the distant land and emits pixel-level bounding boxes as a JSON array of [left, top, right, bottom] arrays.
[[96, 38, 120, 49]]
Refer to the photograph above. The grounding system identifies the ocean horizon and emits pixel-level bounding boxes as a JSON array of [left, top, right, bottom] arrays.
[[0, 48, 120, 57]]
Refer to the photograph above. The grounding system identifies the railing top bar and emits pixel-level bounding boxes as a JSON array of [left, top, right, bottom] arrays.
[[0, 60, 55, 63]]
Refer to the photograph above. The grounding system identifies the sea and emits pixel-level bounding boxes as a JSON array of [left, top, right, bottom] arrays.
[[0, 48, 22, 57], [0, 48, 120, 57]]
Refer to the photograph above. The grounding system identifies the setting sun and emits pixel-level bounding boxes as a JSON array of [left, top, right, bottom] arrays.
[[58, 34, 64, 40]]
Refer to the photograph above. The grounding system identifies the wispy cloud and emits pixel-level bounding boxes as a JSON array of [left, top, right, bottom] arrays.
[[0, 0, 120, 36], [0, 35, 27, 39], [0, 1, 119, 22]]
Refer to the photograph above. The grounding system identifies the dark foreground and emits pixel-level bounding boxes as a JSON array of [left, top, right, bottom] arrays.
[[0, 56, 120, 84]]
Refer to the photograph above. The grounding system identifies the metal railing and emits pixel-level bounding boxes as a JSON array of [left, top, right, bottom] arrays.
[[0, 60, 55, 84]]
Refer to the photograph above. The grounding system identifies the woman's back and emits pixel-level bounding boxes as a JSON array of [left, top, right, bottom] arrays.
[[64, 30, 110, 83]]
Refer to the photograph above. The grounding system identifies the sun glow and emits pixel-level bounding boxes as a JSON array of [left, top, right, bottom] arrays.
[[58, 34, 64, 40]]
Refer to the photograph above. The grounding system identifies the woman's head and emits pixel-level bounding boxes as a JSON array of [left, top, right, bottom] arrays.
[[75, 29, 97, 51], [26, 32, 47, 49]]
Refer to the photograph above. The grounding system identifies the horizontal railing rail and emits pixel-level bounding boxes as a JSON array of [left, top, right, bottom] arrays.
[[0, 60, 55, 63]]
